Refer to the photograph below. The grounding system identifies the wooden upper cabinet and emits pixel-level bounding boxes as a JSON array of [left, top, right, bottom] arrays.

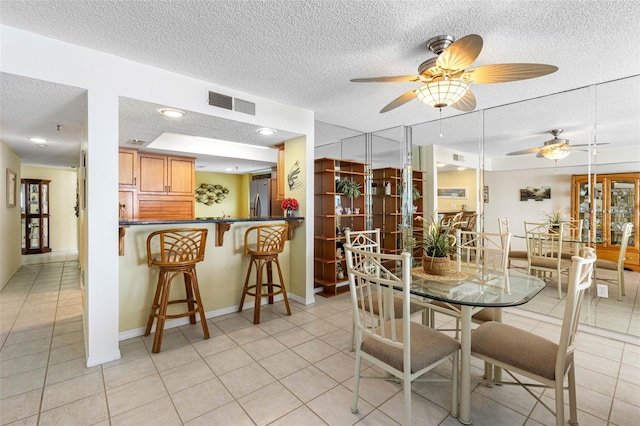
[[118, 148, 138, 188], [167, 156, 195, 195], [138, 154, 168, 193], [138, 153, 194, 195]]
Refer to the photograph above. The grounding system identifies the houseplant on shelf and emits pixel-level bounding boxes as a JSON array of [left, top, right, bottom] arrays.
[[336, 178, 362, 199], [281, 197, 299, 217], [415, 214, 459, 275]]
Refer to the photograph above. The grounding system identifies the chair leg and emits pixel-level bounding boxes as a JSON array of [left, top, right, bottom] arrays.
[[350, 319, 356, 352], [184, 272, 196, 324], [266, 262, 274, 304], [554, 379, 565, 426], [557, 267, 563, 299], [253, 259, 263, 324], [189, 269, 210, 340], [273, 258, 291, 316], [451, 351, 459, 418], [568, 364, 578, 425], [238, 259, 254, 313], [618, 269, 625, 301], [351, 347, 362, 414], [152, 272, 172, 353], [145, 272, 164, 336]]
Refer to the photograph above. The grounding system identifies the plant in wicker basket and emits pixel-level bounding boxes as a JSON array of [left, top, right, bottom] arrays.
[[415, 214, 459, 275]]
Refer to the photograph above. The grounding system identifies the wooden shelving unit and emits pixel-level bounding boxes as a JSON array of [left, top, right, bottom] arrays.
[[314, 158, 368, 297], [371, 168, 426, 258]]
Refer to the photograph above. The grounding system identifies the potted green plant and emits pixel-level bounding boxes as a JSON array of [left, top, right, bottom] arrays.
[[336, 178, 362, 199], [541, 208, 568, 231], [415, 214, 459, 275]]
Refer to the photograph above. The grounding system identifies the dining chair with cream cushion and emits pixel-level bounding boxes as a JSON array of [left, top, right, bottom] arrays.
[[344, 244, 460, 425], [345, 229, 423, 351], [525, 221, 571, 299], [594, 222, 632, 301], [471, 247, 597, 426], [498, 218, 528, 269]]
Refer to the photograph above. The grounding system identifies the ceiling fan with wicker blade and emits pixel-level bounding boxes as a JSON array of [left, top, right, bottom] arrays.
[[351, 34, 558, 113], [507, 129, 610, 160]]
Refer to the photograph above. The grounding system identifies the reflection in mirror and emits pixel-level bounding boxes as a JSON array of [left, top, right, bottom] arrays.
[[410, 76, 639, 338]]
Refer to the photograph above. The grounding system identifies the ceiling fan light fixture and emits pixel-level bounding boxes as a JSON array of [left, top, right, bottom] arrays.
[[541, 147, 571, 161], [416, 80, 469, 109]]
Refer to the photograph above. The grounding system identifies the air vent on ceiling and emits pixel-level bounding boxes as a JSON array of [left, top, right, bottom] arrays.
[[208, 91, 255, 116], [453, 154, 465, 162], [127, 139, 147, 146], [234, 98, 255, 115]]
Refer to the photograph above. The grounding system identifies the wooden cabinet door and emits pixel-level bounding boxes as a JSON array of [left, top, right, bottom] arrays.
[[118, 149, 137, 188], [167, 156, 194, 195], [118, 190, 136, 220], [138, 154, 167, 193]]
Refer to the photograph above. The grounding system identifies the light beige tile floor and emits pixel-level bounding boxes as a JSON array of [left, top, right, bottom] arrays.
[[1, 260, 639, 425]]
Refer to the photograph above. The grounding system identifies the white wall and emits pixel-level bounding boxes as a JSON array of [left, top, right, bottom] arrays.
[[0, 142, 22, 289], [1, 24, 314, 366], [483, 162, 640, 251]]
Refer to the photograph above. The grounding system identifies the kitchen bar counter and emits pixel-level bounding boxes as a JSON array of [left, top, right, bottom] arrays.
[[119, 216, 304, 254], [117, 217, 307, 339]]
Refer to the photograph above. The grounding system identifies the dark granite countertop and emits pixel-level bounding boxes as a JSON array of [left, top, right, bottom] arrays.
[[119, 216, 304, 226]]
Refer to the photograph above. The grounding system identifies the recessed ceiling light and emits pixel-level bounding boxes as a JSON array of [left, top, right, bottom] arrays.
[[256, 128, 275, 136], [36, 144, 48, 148], [457, 167, 466, 171], [159, 108, 185, 118], [224, 167, 233, 171], [30, 137, 47, 143], [437, 163, 446, 168]]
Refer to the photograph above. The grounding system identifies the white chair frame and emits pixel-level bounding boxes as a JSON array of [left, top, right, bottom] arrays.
[[345, 244, 459, 425], [471, 247, 597, 426]]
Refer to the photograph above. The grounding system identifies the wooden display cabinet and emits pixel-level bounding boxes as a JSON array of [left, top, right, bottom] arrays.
[[571, 172, 639, 271], [21, 179, 51, 254], [314, 158, 368, 297]]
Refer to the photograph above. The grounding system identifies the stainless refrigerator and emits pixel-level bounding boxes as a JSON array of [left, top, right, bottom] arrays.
[[250, 178, 271, 218]]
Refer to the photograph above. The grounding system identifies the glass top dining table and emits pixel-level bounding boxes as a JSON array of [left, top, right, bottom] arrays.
[[402, 265, 546, 424]]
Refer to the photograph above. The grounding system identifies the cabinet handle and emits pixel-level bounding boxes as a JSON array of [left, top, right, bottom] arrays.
[[134, 178, 136, 185]]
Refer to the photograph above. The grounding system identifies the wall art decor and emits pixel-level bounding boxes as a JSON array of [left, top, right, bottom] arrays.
[[288, 160, 302, 190], [437, 187, 468, 199], [483, 185, 489, 203], [520, 186, 551, 201], [6, 168, 16, 208], [195, 183, 229, 205]]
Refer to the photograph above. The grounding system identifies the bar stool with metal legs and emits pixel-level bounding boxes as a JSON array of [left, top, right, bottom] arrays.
[[145, 228, 210, 353], [238, 223, 291, 324]]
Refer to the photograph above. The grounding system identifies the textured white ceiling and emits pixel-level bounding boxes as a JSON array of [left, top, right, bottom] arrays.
[[1, 0, 639, 170]]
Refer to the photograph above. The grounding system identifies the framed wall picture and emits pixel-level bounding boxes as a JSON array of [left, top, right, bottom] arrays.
[[483, 185, 489, 203], [437, 187, 468, 199], [6, 168, 17, 208]]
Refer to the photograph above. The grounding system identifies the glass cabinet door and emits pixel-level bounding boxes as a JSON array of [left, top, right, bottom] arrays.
[[609, 179, 635, 246], [577, 180, 591, 242], [28, 183, 40, 214], [28, 218, 40, 249], [42, 183, 49, 214], [593, 181, 603, 242]]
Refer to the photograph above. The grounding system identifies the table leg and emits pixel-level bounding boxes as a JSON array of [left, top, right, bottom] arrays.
[[459, 305, 472, 424]]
